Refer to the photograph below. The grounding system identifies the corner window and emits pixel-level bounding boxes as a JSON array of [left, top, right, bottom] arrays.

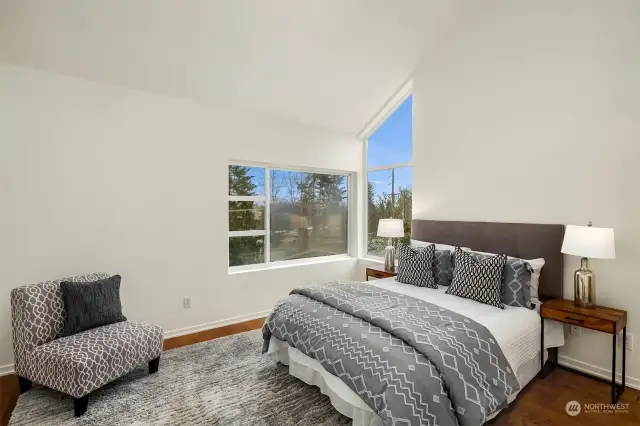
[[365, 93, 412, 257], [229, 164, 350, 268]]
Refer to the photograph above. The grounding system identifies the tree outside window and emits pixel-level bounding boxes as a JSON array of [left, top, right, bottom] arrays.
[[366, 93, 412, 257], [228, 165, 349, 267]]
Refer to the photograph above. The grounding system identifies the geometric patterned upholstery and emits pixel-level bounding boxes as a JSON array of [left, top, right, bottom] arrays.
[[11, 273, 112, 373], [27, 321, 163, 398], [10, 273, 163, 398]]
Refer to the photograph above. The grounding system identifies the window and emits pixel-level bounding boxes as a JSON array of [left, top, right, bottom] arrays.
[[365, 92, 412, 257], [229, 164, 350, 268]]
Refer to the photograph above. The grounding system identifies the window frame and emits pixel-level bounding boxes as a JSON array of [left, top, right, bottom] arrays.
[[361, 80, 413, 260], [228, 160, 354, 272]]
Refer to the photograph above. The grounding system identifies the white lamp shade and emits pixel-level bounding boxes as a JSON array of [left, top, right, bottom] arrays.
[[377, 219, 404, 238], [561, 225, 616, 259]]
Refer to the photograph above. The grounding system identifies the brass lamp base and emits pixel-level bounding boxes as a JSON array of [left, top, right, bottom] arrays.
[[574, 257, 596, 308]]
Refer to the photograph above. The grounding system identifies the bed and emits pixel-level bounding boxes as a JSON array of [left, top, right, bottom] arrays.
[[263, 220, 566, 426]]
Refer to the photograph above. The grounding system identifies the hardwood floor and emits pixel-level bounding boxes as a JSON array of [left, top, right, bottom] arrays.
[[2, 321, 638, 426], [162, 317, 265, 350], [491, 368, 640, 426], [0, 375, 19, 426]]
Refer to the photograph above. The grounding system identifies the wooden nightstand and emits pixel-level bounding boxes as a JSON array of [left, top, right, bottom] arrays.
[[540, 299, 627, 403], [365, 267, 397, 281]]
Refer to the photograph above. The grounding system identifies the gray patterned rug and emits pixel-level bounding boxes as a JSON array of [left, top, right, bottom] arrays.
[[9, 329, 351, 425]]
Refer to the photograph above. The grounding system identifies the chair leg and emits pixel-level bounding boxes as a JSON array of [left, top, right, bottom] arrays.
[[18, 376, 32, 394], [74, 395, 89, 417], [149, 356, 160, 374]]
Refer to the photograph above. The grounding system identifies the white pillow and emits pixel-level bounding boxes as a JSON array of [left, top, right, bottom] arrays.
[[411, 239, 470, 252], [470, 250, 545, 303]]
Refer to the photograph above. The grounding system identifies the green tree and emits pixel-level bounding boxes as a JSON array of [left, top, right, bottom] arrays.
[[228, 166, 264, 266], [367, 178, 412, 255], [289, 173, 348, 257], [396, 187, 412, 245], [228, 167, 352, 264]]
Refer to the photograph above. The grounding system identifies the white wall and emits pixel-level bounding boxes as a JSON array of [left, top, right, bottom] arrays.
[[413, 0, 640, 385], [0, 64, 362, 373]]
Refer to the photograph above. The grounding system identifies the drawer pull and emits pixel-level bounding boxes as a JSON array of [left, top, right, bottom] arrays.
[[566, 316, 584, 322]]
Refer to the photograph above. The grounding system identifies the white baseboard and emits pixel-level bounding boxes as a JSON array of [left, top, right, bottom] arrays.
[[162, 310, 270, 339], [0, 363, 14, 376], [0, 310, 271, 377], [558, 354, 640, 390]]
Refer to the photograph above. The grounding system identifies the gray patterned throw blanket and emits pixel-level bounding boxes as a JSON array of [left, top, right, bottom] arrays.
[[263, 281, 519, 426]]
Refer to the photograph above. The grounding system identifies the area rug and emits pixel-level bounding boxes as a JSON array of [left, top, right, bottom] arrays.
[[9, 329, 351, 425]]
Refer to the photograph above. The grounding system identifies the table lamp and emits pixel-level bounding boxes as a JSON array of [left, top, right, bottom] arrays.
[[561, 222, 615, 308], [377, 219, 404, 273]]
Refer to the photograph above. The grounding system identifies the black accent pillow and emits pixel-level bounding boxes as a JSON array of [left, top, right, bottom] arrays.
[[60, 275, 127, 337], [396, 244, 437, 288], [446, 248, 507, 308]]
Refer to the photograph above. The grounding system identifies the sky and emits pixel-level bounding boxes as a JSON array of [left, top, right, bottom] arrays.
[[231, 94, 412, 199], [367, 94, 412, 197]]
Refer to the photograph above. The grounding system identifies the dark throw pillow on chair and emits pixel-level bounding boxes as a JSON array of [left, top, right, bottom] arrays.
[[60, 274, 127, 337]]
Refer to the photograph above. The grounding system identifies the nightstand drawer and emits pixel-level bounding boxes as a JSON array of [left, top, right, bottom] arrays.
[[365, 268, 397, 280], [541, 307, 615, 333], [368, 270, 390, 279]]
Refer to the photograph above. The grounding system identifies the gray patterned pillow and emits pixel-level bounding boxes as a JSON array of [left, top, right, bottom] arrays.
[[396, 244, 437, 288], [60, 275, 127, 337], [469, 252, 533, 308], [432, 249, 453, 286]]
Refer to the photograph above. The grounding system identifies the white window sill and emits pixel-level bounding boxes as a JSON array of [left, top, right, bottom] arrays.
[[358, 256, 399, 269], [358, 256, 384, 264], [229, 254, 355, 275]]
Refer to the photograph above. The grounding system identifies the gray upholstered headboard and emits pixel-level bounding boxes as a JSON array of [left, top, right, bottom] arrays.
[[411, 220, 565, 300]]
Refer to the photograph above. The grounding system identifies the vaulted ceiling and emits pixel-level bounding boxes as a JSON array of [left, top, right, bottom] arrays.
[[0, 0, 461, 134]]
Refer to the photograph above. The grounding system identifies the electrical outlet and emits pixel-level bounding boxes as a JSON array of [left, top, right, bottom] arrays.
[[618, 332, 633, 351], [570, 325, 582, 336], [183, 296, 192, 309]]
